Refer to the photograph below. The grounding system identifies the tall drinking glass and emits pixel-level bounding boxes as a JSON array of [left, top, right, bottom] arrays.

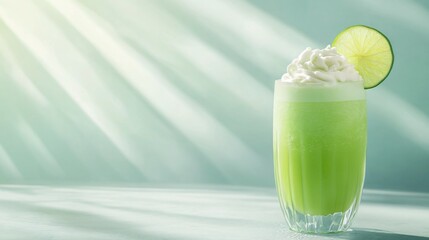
[[273, 80, 367, 233]]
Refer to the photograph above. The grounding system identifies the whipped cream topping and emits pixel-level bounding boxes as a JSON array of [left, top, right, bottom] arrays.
[[281, 45, 363, 84]]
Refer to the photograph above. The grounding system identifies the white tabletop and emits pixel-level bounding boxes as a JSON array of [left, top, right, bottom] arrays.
[[0, 185, 428, 240]]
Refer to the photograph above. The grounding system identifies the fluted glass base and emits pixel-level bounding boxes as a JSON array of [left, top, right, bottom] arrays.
[[282, 201, 358, 233]]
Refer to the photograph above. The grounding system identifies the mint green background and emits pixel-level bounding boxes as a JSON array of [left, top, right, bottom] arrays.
[[0, 0, 428, 192]]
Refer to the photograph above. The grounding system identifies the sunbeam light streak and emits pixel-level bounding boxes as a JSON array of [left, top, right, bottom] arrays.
[[0, 2, 152, 178], [17, 119, 63, 177], [106, 0, 273, 116], [0, 44, 49, 107], [46, 0, 270, 183], [169, 0, 317, 68], [371, 89, 429, 152], [357, 0, 429, 38], [94, 0, 273, 136], [101, 0, 315, 117], [0, 144, 22, 180]]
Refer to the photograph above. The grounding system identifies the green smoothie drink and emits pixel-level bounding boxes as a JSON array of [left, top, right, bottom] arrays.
[[273, 26, 394, 233], [274, 81, 366, 218]]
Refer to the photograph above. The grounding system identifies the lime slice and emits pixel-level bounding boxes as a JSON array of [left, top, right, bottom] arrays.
[[332, 25, 394, 89]]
